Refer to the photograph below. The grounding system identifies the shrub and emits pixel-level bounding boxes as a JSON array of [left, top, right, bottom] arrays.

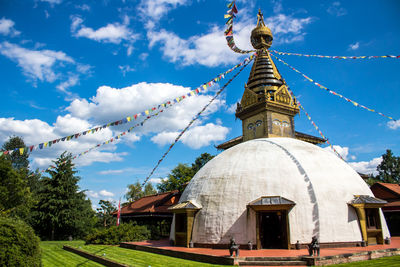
[[0, 216, 41, 267], [85, 223, 150, 245]]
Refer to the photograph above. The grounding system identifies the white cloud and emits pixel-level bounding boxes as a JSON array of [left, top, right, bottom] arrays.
[[75, 4, 90, 11], [323, 145, 381, 175], [150, 177, 167, 184], [0, 80, 226, 170], [66, 82, 225, 133], [349, 42, 359, 50], [0, 42, 74, 83], [119, 65, 135, 76], [99, 189, 114, 197], [151, 122, 229, 149], [86, 190, 99, 198], [41, 0, 62, 4], [0, 18, 20, 36], [138, 0, 188, 21], [147, 10, 312, 67], [265, 14, 312, 44], [139, 52, 148, 61], [226, 102, 238, 114], [324, 145, 350, 160], [0, 115, 124, 169], [0, 42, 87, 95], [348, 157, 382, 176], [147, 24, 249, 67], [387, 120, 400, 130], [327, 2, 347, 17], [71, 16, 138, 44], [56, 74, 79, 94]]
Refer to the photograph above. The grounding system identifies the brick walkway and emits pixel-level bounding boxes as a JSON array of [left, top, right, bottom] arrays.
[[129, 237, 400, 258]]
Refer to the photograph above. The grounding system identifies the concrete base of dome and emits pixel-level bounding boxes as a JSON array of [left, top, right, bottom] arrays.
[[191, 241, 363, 250]]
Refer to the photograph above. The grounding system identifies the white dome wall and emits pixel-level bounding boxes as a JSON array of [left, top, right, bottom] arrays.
[[179, 138, 390, 245]]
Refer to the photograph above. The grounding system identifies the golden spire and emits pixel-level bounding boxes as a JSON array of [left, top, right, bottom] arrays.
[[251, 9, 273, 49]]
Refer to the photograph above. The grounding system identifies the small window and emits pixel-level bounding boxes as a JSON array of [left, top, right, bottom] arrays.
[[366, 209, 378, 229]]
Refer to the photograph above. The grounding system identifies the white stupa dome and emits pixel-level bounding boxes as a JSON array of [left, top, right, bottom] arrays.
[[178, 137, 390, 246]]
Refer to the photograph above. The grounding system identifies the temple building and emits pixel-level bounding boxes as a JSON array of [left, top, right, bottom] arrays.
[[169, 11, 390, 249]]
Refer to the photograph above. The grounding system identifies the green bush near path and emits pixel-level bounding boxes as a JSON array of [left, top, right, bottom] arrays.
[[0, 216, 41, 267], [85, 223, 151, 245]]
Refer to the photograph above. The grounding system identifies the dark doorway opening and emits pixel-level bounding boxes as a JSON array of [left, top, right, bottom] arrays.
[[259, 211, 287, 249]]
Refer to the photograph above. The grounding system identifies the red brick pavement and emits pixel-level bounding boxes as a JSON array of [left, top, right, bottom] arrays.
[[130, 237, 400, 258]]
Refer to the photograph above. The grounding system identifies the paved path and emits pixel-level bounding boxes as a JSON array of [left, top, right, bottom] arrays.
[[129, 237, 400, 258]]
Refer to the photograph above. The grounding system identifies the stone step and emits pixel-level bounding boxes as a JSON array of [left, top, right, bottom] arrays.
[[245, 257, 302, 261], [238, 260, 308, 266]]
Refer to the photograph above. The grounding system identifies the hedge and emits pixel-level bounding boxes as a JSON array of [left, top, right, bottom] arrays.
[[0, 216, 41, 267], [85, 223, 150, 245]]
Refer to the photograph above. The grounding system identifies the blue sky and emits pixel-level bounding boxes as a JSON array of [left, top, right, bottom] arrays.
[[0, 0, 399, 208]]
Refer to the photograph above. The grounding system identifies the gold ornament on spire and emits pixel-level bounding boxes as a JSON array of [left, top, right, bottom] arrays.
[[251, 9, 273, 49]]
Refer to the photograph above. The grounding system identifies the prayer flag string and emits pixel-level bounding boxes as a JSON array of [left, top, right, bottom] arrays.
[[25, 55, 255, 175], [270, 53, 397, 121], [286, 88, 344, 160], [0, 55, 254, 157], [270, 50, 400, 60], [224, 0, 254, 54], [141, 55, 255, 187]]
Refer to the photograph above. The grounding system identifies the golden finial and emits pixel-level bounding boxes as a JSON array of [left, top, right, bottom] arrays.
[[251, 9, 273, 49]]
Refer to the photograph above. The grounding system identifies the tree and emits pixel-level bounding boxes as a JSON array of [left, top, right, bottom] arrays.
[[2, 136, 29, 170], [144, 183, 157, 196], [96, 200, 117, 227], [125, 182, 144, 202], [0, 156, 32, 219], [125, 182, 158, 202], [32, 152, 95, 240], [1, 136, 41, 197], [157, 152, 215, 193], [191, 153, 214, 173], [157, 163, 194, 193], [375, 149, 400, 184]]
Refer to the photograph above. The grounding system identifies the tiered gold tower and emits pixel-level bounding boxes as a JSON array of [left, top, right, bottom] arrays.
[[217, 10, 325, 150], [236, 10, 299, 142]]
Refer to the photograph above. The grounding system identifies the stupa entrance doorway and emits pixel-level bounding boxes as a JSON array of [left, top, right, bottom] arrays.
[[259, 210, 288, 249]]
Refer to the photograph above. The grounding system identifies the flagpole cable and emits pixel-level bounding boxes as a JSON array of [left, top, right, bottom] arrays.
[[287, 87, 344, 160], [141, 55, 255, 187], [270, 53, 397, 121], [270, 50, 400, 60]]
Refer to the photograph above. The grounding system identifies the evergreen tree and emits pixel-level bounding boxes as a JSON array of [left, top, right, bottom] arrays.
[[376, 149, 400, 184], [0, 156, 32, 219], [32, 152, 95, 240], [2, 136, 29, 170], [96, 200, 117, 227]]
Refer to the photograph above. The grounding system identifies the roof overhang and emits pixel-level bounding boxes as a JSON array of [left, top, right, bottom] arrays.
[[348, 195, 387, 209], [168, 200, 202, 213], [247, 196, 296, 211]]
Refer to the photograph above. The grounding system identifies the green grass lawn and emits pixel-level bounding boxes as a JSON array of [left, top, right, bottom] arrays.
[[41, 241, 400, 267], [41, 241, 103, 267], [329, 255, 400, 266], [41, 240, 226, 267]]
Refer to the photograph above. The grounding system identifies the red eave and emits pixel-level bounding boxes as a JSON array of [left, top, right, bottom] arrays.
[[371, 182, 400, 198], [116, 190, 180, 215]]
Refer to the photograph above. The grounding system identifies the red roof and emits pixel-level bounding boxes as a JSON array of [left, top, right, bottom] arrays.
[[119, 190, 180, 215], [371, 182, 400, 199]]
